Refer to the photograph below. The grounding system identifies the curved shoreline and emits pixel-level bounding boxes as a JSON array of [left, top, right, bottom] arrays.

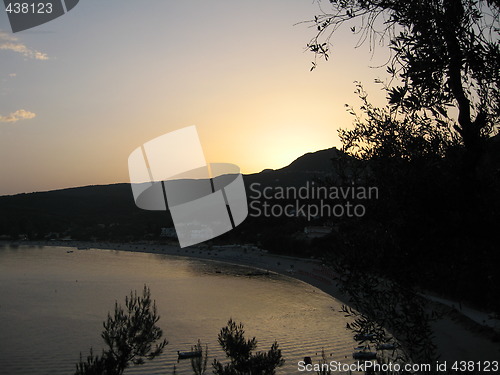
[[4, 240, 500, 361], [76, 241, 348, 305]]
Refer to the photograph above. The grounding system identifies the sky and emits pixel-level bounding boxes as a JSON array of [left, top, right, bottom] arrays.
[[0, 0, 390, 196]]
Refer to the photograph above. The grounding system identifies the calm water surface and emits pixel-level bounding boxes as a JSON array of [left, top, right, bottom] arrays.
[[0, 245, 355, 374]]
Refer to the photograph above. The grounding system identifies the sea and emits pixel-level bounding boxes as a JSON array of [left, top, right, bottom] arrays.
[[0, 244, 356, 374]]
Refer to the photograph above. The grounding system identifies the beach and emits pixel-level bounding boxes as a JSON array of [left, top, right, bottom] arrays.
[[5, 240, 500, 364]]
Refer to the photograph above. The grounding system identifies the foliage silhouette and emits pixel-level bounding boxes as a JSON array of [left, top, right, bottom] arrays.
[[212, 319, 284, 375], [190, 340, 208, 375], [308, 0, 499, 155], [311, 15, 499, 361], [339, 83, 457, 162], [75, 285, 168, 375]]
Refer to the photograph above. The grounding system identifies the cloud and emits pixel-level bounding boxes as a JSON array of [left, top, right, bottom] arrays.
[[0, 31, 49, 60], [0, 31, 16, 42], [0, 109, 36, 123]]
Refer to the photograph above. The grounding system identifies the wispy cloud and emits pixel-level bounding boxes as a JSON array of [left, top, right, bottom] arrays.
[[0, 31, 49, 60], [0, 109, 36, 123], [0, 31, 16, 41]]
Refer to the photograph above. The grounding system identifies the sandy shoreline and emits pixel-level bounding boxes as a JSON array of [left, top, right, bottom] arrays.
[[74, 241, 348, 306], [4, 240, 500, 362]]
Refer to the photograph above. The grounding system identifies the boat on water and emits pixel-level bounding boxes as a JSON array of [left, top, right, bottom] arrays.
[[177, 350, 202, 359]]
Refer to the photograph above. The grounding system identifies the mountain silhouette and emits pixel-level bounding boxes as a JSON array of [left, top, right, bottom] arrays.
[[0, 147, 343, 239], [245, 147, 348, 188]]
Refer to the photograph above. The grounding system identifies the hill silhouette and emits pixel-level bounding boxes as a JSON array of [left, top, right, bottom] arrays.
[[0, 147, 344, 241], [0, 183, 171, 241], [245, 147, 349, 188]]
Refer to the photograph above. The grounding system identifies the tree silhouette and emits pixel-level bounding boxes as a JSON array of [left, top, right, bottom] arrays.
[[75, 286, 168, 375], [305, 1, 500, 359], [190, 340, 208, 375], [308, 0, 499, 174], [339, 82, 456, 162], [213, 319, 284, 375], [308, 0, 500, 314]]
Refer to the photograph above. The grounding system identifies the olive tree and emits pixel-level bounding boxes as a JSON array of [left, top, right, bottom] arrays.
[[308, 0, 499, 172]]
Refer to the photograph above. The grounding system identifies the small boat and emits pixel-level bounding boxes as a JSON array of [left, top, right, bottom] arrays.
[[353, 351, 377, 360], [177, 350, 202, 359], [66, 250, 74, 253]]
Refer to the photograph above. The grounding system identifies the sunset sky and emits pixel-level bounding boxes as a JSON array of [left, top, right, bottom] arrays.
[[0, 0, 390, 196]]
